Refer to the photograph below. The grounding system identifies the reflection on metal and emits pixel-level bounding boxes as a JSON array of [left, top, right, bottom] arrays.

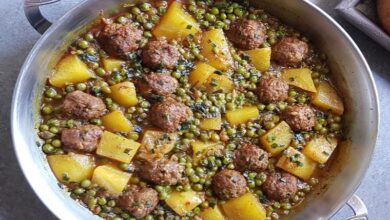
[[23, 0, 61, 34], [345, 194, 368, 220]]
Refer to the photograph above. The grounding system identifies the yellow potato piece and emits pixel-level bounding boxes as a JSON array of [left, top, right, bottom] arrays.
[[245, 47, 271, 72], [312, 81, 344, 115], [101, 110, 133, 133], [302, 136, 338, 164], [260, 121, 293, 156], [102, 58, 125, 72], [48, 153, 95, 183], [201, 29, 233, 70], [225, 106, 259, 126], [152, 1, 200, 41], [96, 131, 140, 163], [166, 190, 203, 216], [277, 147, 317, 180], [205, 73, 233, 93], [199, 116, 222, 130], [191, 141, 223, 165], [200, 206, 225, 220], [140, 130, 178, 156], [220, 193, 266, 220], [91, 165, 131, 196], [189, 62, 216, 88], [282, 68, 317, 93], [49, 55, 93, 88], [109, 81, 138, 107]]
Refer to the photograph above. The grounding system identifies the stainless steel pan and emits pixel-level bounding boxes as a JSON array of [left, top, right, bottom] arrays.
[[12, 0, 379, 219]]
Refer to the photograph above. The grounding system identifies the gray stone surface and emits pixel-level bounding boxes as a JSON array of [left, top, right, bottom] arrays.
[[0, 0, 388, 219]]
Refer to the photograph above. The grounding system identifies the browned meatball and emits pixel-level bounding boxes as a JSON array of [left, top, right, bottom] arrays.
[[138, 73, 178, 96], [262, 171, 298, 200], [118, 185, 159, 219], [137, 157, 186, 185], [272, 37, 309, 66], [149, 97, 192, 132], [283, 104, 315, 131], [61, 125, 102, 153], [212, 169, 247, 200], [141, 39, 180, 69], [98, 23, 143, 57], [226, 19, 267, 50], [234, 144, 269, 172], [257, 76, 289, 103], [63, 91, 106, 120]]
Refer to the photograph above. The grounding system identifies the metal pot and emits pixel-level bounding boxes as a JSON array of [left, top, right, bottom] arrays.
[[12, 0, 379, 219]]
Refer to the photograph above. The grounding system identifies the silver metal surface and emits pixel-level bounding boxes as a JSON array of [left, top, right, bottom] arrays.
[[23, 0, 60, 34], [345, 195, 368, 220], [12, 0, 379, 219]]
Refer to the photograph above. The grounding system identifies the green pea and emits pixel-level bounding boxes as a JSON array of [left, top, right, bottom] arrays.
[[76, 83, 87, 91], [282, 203, 291, 210], [96, 68, 106, 76], [81, 179, 91, 188], [233, 8, 243, 16], [117, 16, 126, 24], [40, 124, 49, 131], [330, 123, 341, 131], [73, 187, 85, 195], [248, 13, 257, 20], [264, 122, 275, 130], [190, 175, 200, 183], [42, 144, 54, 154], [159, 191, 168, 200], [248, 181, 256, 188], [45, 88, 57, 98], [215, 21, 225, 29], [98, 197, 107, 205], [128, 132, 139, 141], [78, 40, 89, 49], [210, 7, 219, 15], [140, 2, 151, 12], [85, 33, 94, 41], [131, 7, 141, 15], [42, 106, 53, 115], [205, 13, 216, 22], [107, 200, 116, 207], [193, 184, 203, 191], [183, 184, 192, 191], [266, 104, 276, 111], [227, 163, 235, 169], [51, 139, 61, 147], [220, 13, 227, 20]]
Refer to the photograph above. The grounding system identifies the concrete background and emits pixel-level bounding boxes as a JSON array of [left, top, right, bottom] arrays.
[[0, 0, 389, 219]]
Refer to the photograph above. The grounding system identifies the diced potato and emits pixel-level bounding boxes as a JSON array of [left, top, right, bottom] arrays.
[[49, 55, 93, 88], [140, 130, 178, 156], [302, 136, 338, 164], [312, 81, 344, 115], [191, 141, 223, 165], [102, 58, 125, 72], [152, 1, 200, 41], [166, 190, 203, 216], [225, 106, 259, 126], [91, 165, 131, 196], [205, 73, 233, 93], [109, 81, 138, 107], [220, 193, 266, 220], [245, 47, 271, 72], [101, 110, 133, 133], [48, 153, 95, 183], [276, 147, 317, 180], [200, 116, 222, 130], [282, 68, 317, 93], [260, 121, 293, 156], [96, 131, 140, 163], [199, 206, 225, 220], [189, 62, 216, 88], [201, 29, 233, 70]]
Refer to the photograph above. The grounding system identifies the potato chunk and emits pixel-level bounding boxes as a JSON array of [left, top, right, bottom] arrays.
[[260, 121, 294, 156], [200, 116, 222, 130], [225, 106, 259, 126], [48, 153, 95, 183], [201, 29, 233, 70], [91, 165, 131, 196], [96, 131, 140, 163], [109, 81, 138, 107], [302, 136, 338, 164], [191, 141, 223, 165], [276, 147, 317, 180], [101, 110, 133, 133], [220, 192, 266, 220], [152, 2, 200, 41], [199, 206, 225, 220], [166, 190, 203, 216], [282, 68, 317, 92], [189, 62, 216, 88], [102, 58, 125, 72], [245, 47, 271, 72], [312, 81, 344, 115], [205, 73, 234, 93], [49, 55, 93, 88], [140, 130, 178, 156]]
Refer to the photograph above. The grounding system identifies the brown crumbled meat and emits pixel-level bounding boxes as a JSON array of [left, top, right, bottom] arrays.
[[137, 157, 187, 185], [137, 73, 178, 96], [149, 97, 193, 132], [226, 19, 267, 50], [98, 23, 143, 57], [283, 104, 315, 131], [272, 37, 309, 66], [141, 38, 180, 69], [257, 76, 289, 103], [262, 171, 298, 200], [118, 185, 159, 219], [62, 91, 106, 120], [234, 144, 269, 172], [61, 125, 102, 153], [212, 169, 247, 200]]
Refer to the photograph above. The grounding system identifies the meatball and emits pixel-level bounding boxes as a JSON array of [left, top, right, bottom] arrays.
[[234, 144, 269, 172], [257, 76, 289, 103], [98, 23, 143, 57], [226, 19, 267, 50], [283, 104, 315, 131], [61, 125, 102, 153], [141, 39, 180, 69], [262, 172, 298, 200], [137, 157, 186, 185], [118, 185, 159, 219], [212, 169, 247, 200], [138, 73, 178, 96], [149, 97, 192, 132], [272, 37, 309, 66], [63, 91, 106, 120]]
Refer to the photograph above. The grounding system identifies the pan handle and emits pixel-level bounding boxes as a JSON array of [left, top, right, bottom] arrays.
[[23, 0, 62, 34], [343, 194, 368, 220]]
